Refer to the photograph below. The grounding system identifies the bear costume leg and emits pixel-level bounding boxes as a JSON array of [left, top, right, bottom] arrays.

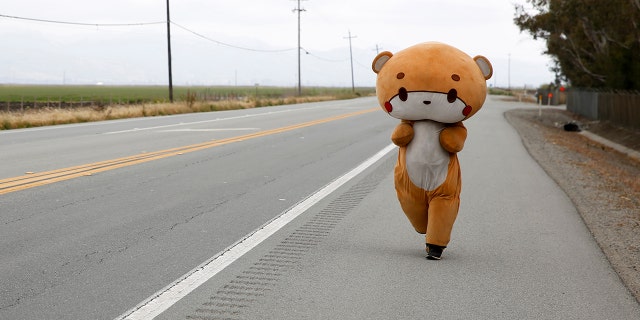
[[394, 152, 462, 259], [397, 195, 428, 234], [425, 195, 460, 247], [397, 192, 460, 256]]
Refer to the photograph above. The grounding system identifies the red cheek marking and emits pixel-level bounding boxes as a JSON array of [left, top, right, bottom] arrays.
[[462, 105, 472, 117], [384, 101, 393, 113]]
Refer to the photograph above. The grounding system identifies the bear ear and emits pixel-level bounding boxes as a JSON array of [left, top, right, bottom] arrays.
[[372, 51, 393, 74], [474, 55, 493, 80]]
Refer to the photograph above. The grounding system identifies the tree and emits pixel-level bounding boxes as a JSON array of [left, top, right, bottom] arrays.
[[514, 0, 640, 90]]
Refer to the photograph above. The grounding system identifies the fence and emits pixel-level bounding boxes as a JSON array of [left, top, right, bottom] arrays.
[[567, 89, 640, 129]]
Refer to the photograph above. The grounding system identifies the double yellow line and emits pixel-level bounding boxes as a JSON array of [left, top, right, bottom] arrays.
[[0, 108, 377, 195]]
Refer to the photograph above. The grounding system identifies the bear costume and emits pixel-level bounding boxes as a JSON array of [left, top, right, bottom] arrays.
[[372, 42, 493, 260]]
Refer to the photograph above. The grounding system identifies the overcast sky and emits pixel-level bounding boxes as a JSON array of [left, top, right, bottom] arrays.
[[0, 0, 552, 88]]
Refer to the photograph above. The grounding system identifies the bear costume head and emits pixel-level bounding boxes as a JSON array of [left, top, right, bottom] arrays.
[[372, 42, 493, 123]]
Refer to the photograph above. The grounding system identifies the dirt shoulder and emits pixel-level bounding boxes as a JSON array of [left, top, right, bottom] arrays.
[[504, 106, 640, 304]]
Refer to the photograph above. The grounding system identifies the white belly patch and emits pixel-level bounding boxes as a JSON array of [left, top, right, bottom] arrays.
[[405, 121, 450, 191]]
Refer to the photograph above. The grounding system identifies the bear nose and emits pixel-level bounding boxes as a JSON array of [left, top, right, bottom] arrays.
[[399, 87, 408, 101]]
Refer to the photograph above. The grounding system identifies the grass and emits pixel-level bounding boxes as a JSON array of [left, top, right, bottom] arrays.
[[488, 87, 513, 96], [0, 84, 372, 105], [0, 85, 375, 130]]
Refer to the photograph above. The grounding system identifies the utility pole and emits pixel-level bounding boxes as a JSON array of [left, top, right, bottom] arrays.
[[344, 30, 357, 92], [166, 0, 174, 102], [293, 0, 306, 96], [508, 53, 511, 92], [374, 44, 382, 55]]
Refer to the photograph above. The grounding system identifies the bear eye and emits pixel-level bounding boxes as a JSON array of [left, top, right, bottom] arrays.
[[451, 74, 460, 81], [396, 72, 405, 79]]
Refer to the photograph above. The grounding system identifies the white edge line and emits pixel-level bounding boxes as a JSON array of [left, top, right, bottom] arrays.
[[115, 143, 396, 320]]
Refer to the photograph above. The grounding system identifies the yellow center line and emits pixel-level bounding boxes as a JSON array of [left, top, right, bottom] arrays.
[[0, 108, 377, 195]]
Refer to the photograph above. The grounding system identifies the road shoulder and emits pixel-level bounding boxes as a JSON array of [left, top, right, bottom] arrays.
[[505, 107, 640, 303]]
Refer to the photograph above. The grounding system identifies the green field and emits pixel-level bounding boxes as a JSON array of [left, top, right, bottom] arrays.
[[0, 84, 376, 129], [0, 84, 375, 106]]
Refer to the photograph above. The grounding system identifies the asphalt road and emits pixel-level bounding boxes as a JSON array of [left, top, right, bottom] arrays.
[[1, 96, 639, 319], [0, 98, 390, 319]]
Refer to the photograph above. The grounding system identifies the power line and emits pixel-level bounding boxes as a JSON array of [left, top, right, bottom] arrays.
[[170, 22, 297, 53], [1, 12, 298, 53], [305, 51, 349, 62], [2, 10, 360, 86], [0, 13, 164, 27], [354, 59, 372, 70]]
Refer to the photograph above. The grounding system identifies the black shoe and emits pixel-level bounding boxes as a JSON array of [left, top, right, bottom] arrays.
[[426, 243, 445, 260]]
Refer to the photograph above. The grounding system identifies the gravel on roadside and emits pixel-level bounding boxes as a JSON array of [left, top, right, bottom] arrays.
[[504, 106, 640, 304]]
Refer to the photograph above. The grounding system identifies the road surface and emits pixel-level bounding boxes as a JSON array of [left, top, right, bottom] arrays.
[[0, 96, 638, 319]]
